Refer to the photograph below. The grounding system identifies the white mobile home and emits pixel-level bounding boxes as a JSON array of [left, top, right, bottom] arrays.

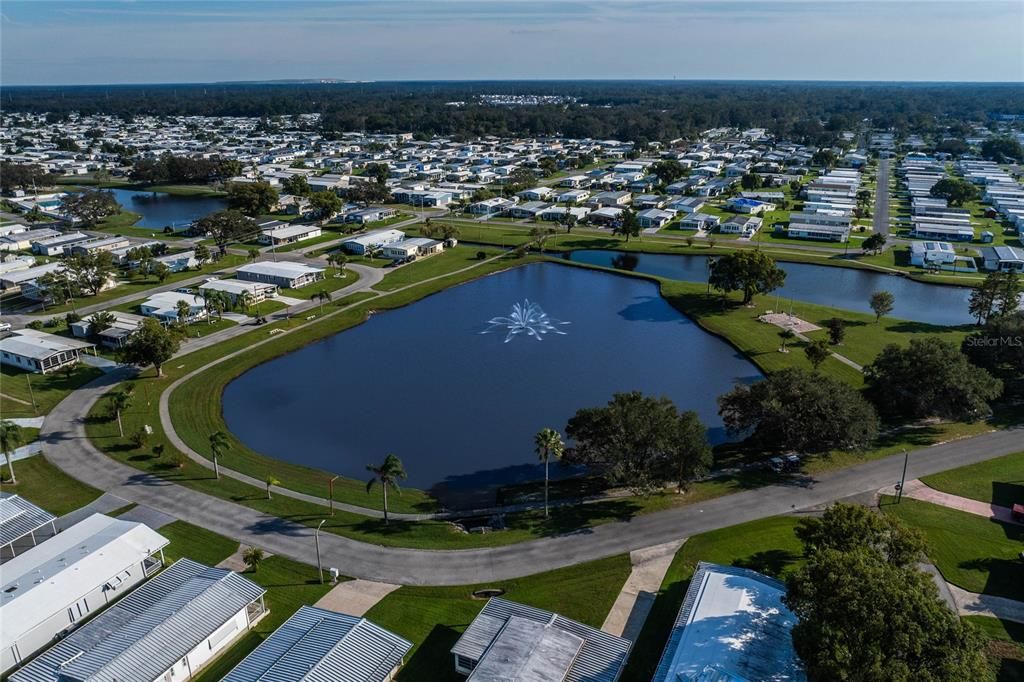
[[1, 513, 169, 674], [10, 558, 266, 682], [341, 228, 405, 255], [237, 261, 325, 289], [0, 329, 93, 374]]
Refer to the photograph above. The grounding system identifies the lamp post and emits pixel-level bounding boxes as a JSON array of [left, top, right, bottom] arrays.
[[314, 519, 325, 583], [895, 449, 909, 504], [328, 475, 338, 516]]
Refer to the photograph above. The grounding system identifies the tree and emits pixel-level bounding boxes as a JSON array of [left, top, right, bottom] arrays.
[[152, 262, 171, 284], [650, 159, 685, 186], [996, 270, 1022, 317], [530, 226, 556, 252], [65, 252, 117, 297], [366, 454, 407, 524], [364, 162, 390, 185], [226, 181, 278, 216], [118, 318, 181, 377], [740, 172, 761, 190], [264, 475, 279, 500], [565, 392, 711, 495], [804, 338, 831, 371], [328, 252, 348, 274], [962, 312, 1024, 380], [785, 505, 987, 682], [193, 243, 211, 265], [981, 136, 1023, 162], [810, 149, 837, 168], [0, 421, 24, 484], [718, 368, 879, 452], [861, 233, 886, 255], [204, 289, 229, 320], [826, 317, 845, 345], [868, 290, 894, 322], [929, 177, 978, 207], [968, 272, 1003, 325], [194, 209, 256, 256], [314, 289, 332, 314], [708, 250, 787, 305], [612, 209, 642, 242], [175, 299, 192, 327], [778, 328, 795, 352], [89, 310, 116, 337], [209, 430, 230, 480], [247, 247, 260, 264], [60, 189, 121, 227], [281, 174, 311, 196], [242, 546, 265, 572], [864, 338, 1003, 421], [308, 190, 342, 221], [533, 428, 565, 518], [109, 384, 135, 438]]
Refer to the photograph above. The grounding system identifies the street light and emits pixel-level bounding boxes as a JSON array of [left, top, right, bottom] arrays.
[[314, 519, 326, 583], [895, 449, 909, 504], [328, 475, 338, 516]]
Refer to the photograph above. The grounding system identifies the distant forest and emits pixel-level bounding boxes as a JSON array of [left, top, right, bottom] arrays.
[[5, 81, 1023, 143]]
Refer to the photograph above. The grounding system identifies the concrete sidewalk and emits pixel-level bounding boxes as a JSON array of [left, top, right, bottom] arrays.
[[948, 584, 1024, 624], [601, 539, 685, 642], [895, 479, 1022, 526], [315, 579, 401, 616]]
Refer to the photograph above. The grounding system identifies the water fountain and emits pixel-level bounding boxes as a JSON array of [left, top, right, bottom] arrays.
[[481, 299, 569, 343]]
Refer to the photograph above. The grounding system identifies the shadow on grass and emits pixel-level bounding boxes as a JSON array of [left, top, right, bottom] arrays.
[[992, 481, 1024, 511], [619, 577, 693, 681], [398, 625, 466, 682], [734, 549, 801, 578]]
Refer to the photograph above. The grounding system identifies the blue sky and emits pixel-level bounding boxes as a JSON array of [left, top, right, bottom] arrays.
[[2, 0, 1022, 85]]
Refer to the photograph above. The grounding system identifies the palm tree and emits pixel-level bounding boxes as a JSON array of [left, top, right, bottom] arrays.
[[247, 247, 260, 263], [209, 430, 230, 480], [0, 420, 24, 484], [175, 299, 191, 327], [314, 289, 332, 314], [242, 546, 264, 572], [329, 252, 348, 275], [110, 384, 135, 438], [204, 290, 228, 320], [366, 454, 407, 525], [265, 475, 279, 500], [779, 328, 796, 353], [534, 428, 565, 518]]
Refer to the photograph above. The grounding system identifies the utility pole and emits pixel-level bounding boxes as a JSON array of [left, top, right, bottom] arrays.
[[328, 476, 338, 516], [314, 519, 325, 583], [896, 449, 909, 504], [26, 375, 38, 415]]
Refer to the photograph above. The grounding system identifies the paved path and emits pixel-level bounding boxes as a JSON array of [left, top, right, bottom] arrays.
[[39, 362, 1024, 585], [897, 479, 1022, 526], [602, 540, 684, 641], [873, 158, 891, 237], [314, 580, 401, 616], [948, 584, 1024, 624]]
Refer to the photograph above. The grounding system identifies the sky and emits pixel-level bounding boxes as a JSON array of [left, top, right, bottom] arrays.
[[2, 0, 1023, 85]]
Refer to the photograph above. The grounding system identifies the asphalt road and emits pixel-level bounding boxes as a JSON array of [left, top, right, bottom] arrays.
[[40, 366, 1022, 585], [873, 157, 891, 237]]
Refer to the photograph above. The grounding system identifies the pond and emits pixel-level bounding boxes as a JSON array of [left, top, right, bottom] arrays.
[[222, 262, 762, 506], [562, 250, 974, 326], [109, 188, 227, 230]]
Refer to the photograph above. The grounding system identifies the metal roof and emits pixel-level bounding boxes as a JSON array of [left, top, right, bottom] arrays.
[[222, 605, 412, 682], [651, 562, 805, 682], [0, 493, 56, 550], [238, 261, 325, 278], [10, 558, 265, 682], [451, 598, 631, 682]]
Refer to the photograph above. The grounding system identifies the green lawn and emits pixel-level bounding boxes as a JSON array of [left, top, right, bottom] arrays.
[[922, 452, 1024, 508], [620, 515, 804, 681], [365, 554, 631, 682], [374, 245, 504, 292], [882, 497, 1024, 601], [278, 268, 357, 299], [1, 454, 103, 515], [271, 233, 341, 253], [966, 616, 1024, 682], [159, 519, 240, 566], [1, 364, 104, 417]]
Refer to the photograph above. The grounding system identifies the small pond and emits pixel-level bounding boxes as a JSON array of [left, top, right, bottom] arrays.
[[109, 188, 227, 230], [562, 250, 974, 326], [222, 262, 762, 506]]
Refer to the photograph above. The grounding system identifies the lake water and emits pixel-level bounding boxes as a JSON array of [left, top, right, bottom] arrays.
[[562, 250, 974, 326], [109, 188, 227, 229], [222, 263, 762, 504]]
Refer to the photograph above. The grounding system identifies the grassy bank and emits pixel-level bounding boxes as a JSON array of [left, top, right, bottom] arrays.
[[1, 454, 103, 515], [922, 452, 1024, 508], [1, 364, 104, 417]]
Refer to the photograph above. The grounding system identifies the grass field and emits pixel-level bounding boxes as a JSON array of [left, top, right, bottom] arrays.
[[365, 554, 631, 682], [374, 245, 504, 292], [2, 454, 102, 515], [277, 267, 357, 299], [1, 364, 104, 417], [882, 497, 1024, 602], [620, 515, 804, 681], [922, 451, 1024, 508]]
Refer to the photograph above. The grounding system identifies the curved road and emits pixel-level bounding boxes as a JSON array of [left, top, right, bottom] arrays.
[[40, 366, 1021, 585]]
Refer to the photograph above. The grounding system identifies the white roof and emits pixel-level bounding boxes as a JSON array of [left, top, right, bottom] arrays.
[[199, 278, 276, 296], [1, 261, 65, 285], [0, 329, 93, 361], [342, 229, 405, 247], [238, 261, 325, 278], [142, 290, 205, 311], [263, 224, 321, 239], [653, 563, 805, 682], [0, 513, 169, 646]]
